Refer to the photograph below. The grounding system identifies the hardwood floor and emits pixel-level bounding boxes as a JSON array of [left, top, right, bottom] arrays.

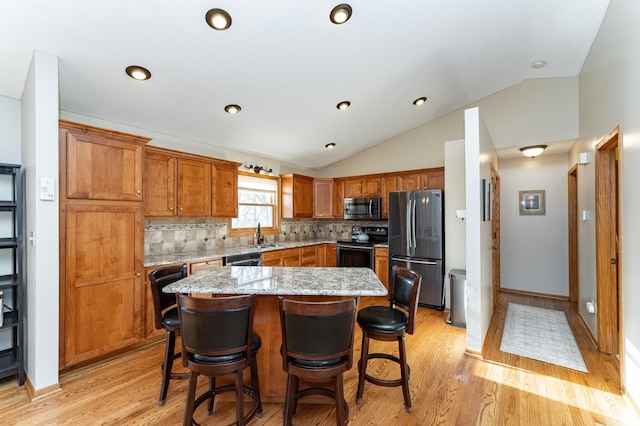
[[0, 292, 637, 425]]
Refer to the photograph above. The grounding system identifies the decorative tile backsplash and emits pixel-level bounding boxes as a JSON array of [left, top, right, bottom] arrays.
[[144, 217, 382, 256]]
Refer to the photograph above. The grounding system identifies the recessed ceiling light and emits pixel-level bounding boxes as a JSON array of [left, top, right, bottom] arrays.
[[206, 8, 232, 30], [531, 60, 546, 69], [413, 97, 427, 106], [225, 104, 241, 114], [125, 66, 151, 81], [330, 4, 352, 24], [325, 143, 336, 149], [336, 101, 351, 110]]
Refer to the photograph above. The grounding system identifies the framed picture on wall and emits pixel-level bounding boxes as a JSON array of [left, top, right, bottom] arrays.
[[519, 190, 545, 215]]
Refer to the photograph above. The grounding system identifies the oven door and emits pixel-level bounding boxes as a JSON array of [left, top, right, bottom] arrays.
[[336, 243, 374, 270]]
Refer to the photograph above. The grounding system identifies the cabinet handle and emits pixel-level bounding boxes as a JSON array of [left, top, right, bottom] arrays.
[[179, 207, 184, 211], [169, 207, 174, 211], [136, 273, 141, 277], [136, 189, 142, 194]]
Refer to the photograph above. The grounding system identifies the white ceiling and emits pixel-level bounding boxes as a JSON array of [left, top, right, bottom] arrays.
[[0, 1, 609, 169]]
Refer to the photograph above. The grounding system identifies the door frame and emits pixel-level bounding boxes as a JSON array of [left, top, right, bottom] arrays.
[[595, 125, 622, 356], [568, 164, 578, 303], [491, 165, 501, 308]]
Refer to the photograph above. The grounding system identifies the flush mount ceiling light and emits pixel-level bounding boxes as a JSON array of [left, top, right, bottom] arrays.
[[125, 65, 151, 80], [206, 8, 232, 30], [224, 104, 241, 114], [336, 101, 351, 110], [531, 60, 546, 69], [325, 143, 336, 149], [520, 145, 547, 158], [413, 97, 427, 106], [330, 4, 352, 24]]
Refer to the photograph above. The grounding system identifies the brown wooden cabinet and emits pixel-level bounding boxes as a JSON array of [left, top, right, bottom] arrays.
[[344, 178, 364, 198], [316, 244, 327, 267], [281, 174, 314, 218], [262, 247, 302, 267], [333, 179, 344, 218], [421, 167, 445, 190], [374, 246, 389, 289], [363, 177, 382, 196], [144, 149, 176, 216], [397, 172, 421, 191], [381, 175, 397, 219], [211, 160, 240, 217], [177, 158, 211, 217], [300, 246, 316, 267], [313, 178, 334, 218], [60, 120, 149, 369], [61, 121, 144, 201], [326, 243, 337, 267], [189, 258, 223, 274], [144, 147, 239, 218]]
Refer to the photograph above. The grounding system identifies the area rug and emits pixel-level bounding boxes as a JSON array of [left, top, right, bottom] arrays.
[[500, 303, 588, 373]]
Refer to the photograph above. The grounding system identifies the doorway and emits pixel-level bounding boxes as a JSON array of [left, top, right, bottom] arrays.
[[595, 126, 622, 356]]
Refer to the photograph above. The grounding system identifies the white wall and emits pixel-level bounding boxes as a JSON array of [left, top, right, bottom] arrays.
[[464, 107, 497, 352], [444, 139, 466, 310], [577, 0, 640, 406], [499, 154, 569, 296], [0, 96, 21, 163], [21, 50, 60, 391]]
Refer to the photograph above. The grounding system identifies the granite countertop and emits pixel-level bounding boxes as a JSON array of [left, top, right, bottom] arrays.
[[162, 266, 388, 297], [145, 239, 390, 267]]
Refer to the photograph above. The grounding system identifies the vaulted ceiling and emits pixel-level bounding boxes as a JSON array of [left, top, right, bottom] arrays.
[[0, 1, 610, 169]]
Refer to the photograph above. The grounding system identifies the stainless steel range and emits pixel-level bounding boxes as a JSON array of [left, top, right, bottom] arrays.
[[336, 226, 388, 270]]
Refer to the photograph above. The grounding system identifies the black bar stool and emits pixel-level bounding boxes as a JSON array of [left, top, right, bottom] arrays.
[[279, 297, 358, 426], [148, 264, 189, 406], [355, 265, 422, 412], [177, 293, 263, 426]]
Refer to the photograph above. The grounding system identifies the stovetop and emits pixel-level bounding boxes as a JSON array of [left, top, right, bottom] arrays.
[[336, 226, 388, 246]]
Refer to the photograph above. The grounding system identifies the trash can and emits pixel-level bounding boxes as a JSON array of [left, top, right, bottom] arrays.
[[447, 269, 466, 328]]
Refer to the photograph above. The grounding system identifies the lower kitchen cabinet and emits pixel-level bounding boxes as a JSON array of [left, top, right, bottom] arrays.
[[300, 246, 316, 266], [326, 243, 337, 267], [374, 246, 389, 289]]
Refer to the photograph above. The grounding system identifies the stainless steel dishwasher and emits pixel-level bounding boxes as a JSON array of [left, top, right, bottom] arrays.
[[223, 252, 262, 266]]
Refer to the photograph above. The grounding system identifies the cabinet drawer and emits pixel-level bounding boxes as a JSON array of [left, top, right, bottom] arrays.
[[190, 258, 223, 274]]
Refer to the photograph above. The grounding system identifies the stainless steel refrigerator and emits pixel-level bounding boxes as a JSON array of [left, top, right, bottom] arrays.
[[388, 190, 444, 310]]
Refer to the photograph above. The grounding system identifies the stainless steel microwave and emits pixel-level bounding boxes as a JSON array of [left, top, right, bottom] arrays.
[[344, 197, 381, 220]]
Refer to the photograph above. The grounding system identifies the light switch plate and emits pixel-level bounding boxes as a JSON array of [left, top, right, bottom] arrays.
[[40, 177, 55, 200]]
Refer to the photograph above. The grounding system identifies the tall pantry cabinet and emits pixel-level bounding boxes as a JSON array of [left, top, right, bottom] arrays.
[[59, 121, 148, 369]]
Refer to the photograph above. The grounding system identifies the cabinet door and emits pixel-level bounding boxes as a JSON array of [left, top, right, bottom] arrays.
[[293, 176, 314, 217], [381, 175, 397, 219], [211, 161, 239, 217], [326, 243, 337, 267], [63, 127, 145, 201], [144, 150, 176, 216], [421, 169, 445, 190], [398, 173, 421, 191], [282, 248, 301, 267], [313, 179, 334, 218], [262, 251, 284, 266], [344, 178, 364, 197], [177, 159, 211, 216], [375, 246, 389, 289], [316, 244, 326, 267], [64, 204, 143, 367], [363, 177, 381, 196], [333, 180, 344, 218], [300, 246, 316, 267]]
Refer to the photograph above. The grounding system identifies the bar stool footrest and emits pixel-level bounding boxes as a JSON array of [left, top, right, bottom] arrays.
[[191, 384, 262, 425], [362, 353, 411, 388]]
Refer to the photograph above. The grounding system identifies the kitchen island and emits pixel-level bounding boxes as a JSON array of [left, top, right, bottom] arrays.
[[163, 266, 387, 402]]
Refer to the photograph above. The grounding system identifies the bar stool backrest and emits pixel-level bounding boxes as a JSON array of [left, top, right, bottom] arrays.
[[388, 265, 422, 335]]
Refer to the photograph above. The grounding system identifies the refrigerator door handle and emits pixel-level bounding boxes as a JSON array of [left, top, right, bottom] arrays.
[[406, 200, 411, 253], [411, 198, 417, 249], [391, 257, 437, 265]]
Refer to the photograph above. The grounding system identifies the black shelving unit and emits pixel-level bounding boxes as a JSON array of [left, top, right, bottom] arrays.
[[0, 164, 24, 385]]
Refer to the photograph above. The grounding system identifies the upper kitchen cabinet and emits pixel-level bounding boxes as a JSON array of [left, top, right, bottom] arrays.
[[397, 168, 445, 191], [281, 174, 313, 218], [313, 178, 334, 218], [344, 176, 381, 198], [177, 158, 212, 217], [381, 175, 398, 219], [333, 179, 344, 218], [144, 147, 239, 218], [60, 121, 148, 201], [144, 148, 176, 216], [211, 159, 240, 217]]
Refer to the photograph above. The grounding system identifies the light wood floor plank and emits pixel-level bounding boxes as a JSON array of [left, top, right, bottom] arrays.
[[0, 292, 637, 425]]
